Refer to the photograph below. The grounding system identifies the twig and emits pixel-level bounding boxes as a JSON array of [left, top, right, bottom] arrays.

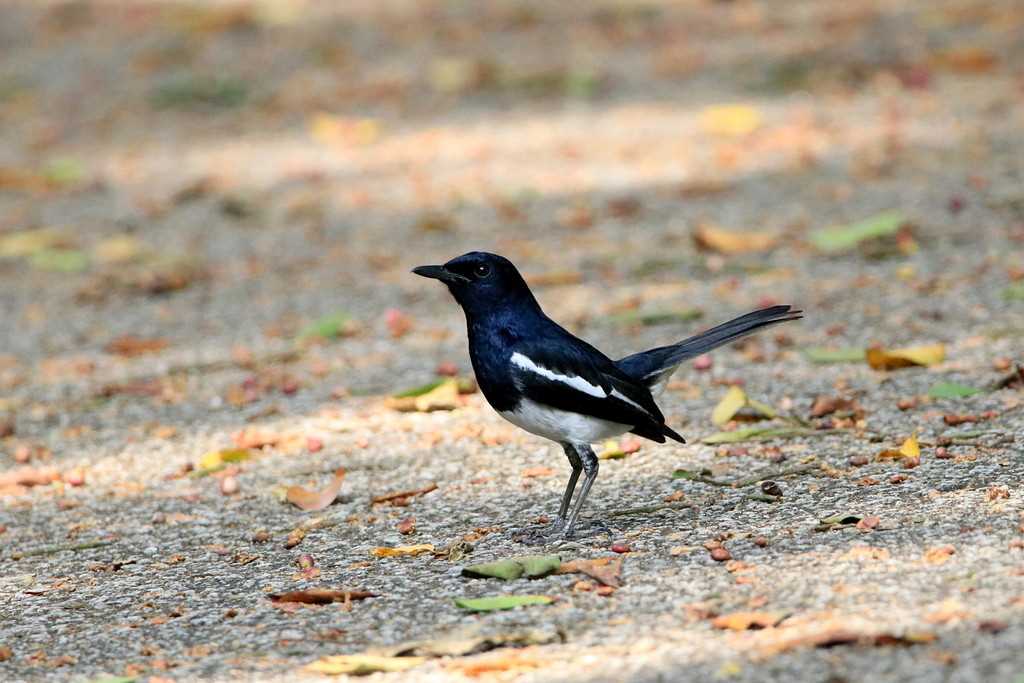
[[11, 538, 116, 560], [673, 463, 821, 489]]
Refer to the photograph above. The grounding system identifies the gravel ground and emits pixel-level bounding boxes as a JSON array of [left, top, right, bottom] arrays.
[[1, 1, 1023, 681]]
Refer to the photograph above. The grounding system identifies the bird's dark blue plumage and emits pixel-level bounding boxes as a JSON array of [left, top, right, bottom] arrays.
[[414, 251, 801, 536]]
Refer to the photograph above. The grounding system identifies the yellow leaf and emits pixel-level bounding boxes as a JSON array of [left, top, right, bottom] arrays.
[[305, 654, 426, 676], [899, 433, 920, 458], [388, 379, 461, 412], [371, 544, 435, 558], [700, 105, 762, 137], [712, 386, 748, 426], [197, 448, 251, 472], [693, 223, 777, 255], [309, 113, 380, 147], [866, 344, 945, 370], [0, 228, 65, 258], [93, 235, 145, 264]]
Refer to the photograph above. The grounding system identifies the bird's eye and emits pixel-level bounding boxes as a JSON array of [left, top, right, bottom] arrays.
[[474, 263, 491, 279]]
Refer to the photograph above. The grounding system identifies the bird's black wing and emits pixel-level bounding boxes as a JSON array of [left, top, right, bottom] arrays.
[[509, 340, 677, 443]]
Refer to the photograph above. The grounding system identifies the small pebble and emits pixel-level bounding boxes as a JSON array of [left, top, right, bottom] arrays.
[[753, 536, 768, 547], [220, 475, 239, 495], [760, 481, 783, 497], [251, 530, 271, 544], [610, 542, 631, 554], [849, 455, 869, 467], [692, 355, 713, 371], [710, 547, 731, 562], [903, 456, 921, 469], [296, 554, 316, 569]]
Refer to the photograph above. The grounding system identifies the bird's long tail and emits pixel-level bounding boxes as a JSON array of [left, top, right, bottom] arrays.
[[615, 305, 802, 393]]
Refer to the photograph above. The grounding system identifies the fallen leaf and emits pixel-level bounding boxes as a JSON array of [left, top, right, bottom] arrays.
[[597, 438, 642, 460], [286, 468, 346, 511], [388, 379, 461, 412], [30, 249, 89, 273], [557, 556, 623, 587], [305, 654, 425, 676], [756, 613, 935, 656], [810, 211, 905, 254], [1004, 283, 1024, 301], [463, 555, 561, 581], [269, 588, 377, 605], [374, 627, 562, 658], [195, 448, 251, 475], [445, 650, 545, 676], [802, 347, 866, 364], [297, 313, 356, 343], [700, 104, 762, 137], [815, 513, 864, 532], [923, 545, 956, 565], [372, 544, 435, 558], [878, 434, 920, 460], [712, 386, 777, 425], [701, 427, 814, 444], [454, 595, 553, 612], [712, 611, 784, 630], [397, 517, 416, 535], [931, 47, 998, 73], [928, 381, 982, 399], [693, 224, 777, 255], [521, 466, 556, 477], [93, 235, 146, 264], [0, 228, 67, 257], [104, 335, 169, 357], [309, 113, 381, 147], [866, 344, 946, 370], [371, 483, 438, 506]]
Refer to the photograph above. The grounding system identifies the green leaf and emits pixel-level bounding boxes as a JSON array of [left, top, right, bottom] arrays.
[[802, 347, 866, 364], [392, 379, 446, 398], [928, 381, 982, 399], [151, 74, 249, 110], [43, 157, 85, 185], [701, 427, 816, 444], [454, 595, 553, 612], [1004, 282, 1024, 301], [29, 248, 89, 272], [603, 308, 703, 327], [671, 469, 703, 480], [462, 555, 561, 581], [810, 211, 905, 254], [298, 313, 354, 342]]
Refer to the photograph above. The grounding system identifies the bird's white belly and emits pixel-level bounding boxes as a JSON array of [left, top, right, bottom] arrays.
[[500, 399, 631, 444]]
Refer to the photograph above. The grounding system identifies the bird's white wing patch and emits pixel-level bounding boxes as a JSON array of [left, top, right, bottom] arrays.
[[610, 388, 648, 414], [510, 352, 606, 398]]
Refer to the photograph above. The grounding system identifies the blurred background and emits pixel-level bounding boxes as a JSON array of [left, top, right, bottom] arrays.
[[2, 0, 1022, 364]]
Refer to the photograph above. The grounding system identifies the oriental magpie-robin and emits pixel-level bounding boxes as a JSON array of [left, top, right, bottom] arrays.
[[414, 251, 801, 536]]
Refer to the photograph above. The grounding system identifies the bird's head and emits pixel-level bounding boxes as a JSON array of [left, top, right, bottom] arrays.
[[413, 251, 534, 313]]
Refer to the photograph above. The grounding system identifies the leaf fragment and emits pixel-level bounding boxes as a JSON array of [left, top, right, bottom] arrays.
[[371, 544, 435, 558], [802, 347, 866, 364], [269, 588, 377, 605], [603, 308, 703, 327], [693, 223, 777, 254], [701, 427, 815, 444], [556, 556, 623, 587], [305, 654, 425, 676], [462, 555, 561, 581], [866, 344, 945, 370], [712, 611, 784, 630], [388, 379, 460, 412], [928, 381, 982, 399], [810, 211, 905, 254], [297, 313, 356, 343], [195, 448, 251, 474], [700, 104, 762, 137], [286, 468, 346, 511], [454, 595, 553, 612]]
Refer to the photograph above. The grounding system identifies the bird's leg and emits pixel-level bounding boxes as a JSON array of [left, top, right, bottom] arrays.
[[562, 444, 598, 538], [554, 443, 583, 528]]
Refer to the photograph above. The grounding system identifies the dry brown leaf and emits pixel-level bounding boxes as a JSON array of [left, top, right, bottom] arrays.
[[712, 611, 784, 631], [693, 223, 777, 255], [866, 344, 945, 370], [521, 466, 555, 478], [104, 335, 169, 357], [923, 545, 956, 565], [371, 544, 435, 558], [371, 483, 437, 506], [306, 654, 425, 675], [388, 380, 461, 412], [754, 613, 935, 656], [444, 649, 545, 677], [877, 434, 920, 461], [557, 556, 623, 587], [286, 468, 346, 511], [268, 588, 377, 605]]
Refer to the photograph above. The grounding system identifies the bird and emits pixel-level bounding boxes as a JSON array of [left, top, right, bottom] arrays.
[[413, 251, 801, 537]]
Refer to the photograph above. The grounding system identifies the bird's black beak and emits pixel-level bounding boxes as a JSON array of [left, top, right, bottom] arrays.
[[412, 264, 469, 284]]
